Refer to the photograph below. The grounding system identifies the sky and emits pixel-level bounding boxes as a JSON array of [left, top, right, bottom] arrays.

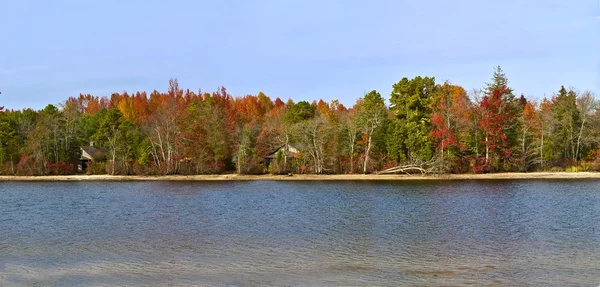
[[0, 0, 598, 110]]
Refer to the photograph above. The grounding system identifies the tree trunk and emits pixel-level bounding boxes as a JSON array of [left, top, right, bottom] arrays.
[[446, 109, 451, 163], [348, 130, 356, 174], [363, 131, 372, 174], [485, 135, 489, 165], [570, 126, 575, 163], [284, 133, 289, 174], [575, 118, 586, 165], [540, 130, 544, 171], [350, 145, 354, 174], [441, 144, 444, 165], [156, 128, 167, 173], [521, 127, 526, 171], [310, 125, 322, 174], [111, 149, 116, 176]]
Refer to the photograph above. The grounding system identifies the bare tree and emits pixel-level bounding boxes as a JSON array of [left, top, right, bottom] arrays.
[[575, 91, 597, 163]]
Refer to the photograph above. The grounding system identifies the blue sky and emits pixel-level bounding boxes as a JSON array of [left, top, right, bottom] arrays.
[[0, 0, 598, 110]]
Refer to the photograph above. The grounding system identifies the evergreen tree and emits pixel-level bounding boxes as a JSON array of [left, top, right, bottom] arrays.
[[387, 76, 436, 164], [551, 86, 580, 166]]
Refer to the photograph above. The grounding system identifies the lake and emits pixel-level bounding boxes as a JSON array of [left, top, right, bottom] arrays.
[[0, 180, 599, 286]]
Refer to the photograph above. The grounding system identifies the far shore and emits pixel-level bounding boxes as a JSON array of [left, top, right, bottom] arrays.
[[0, 172, 599, 181]]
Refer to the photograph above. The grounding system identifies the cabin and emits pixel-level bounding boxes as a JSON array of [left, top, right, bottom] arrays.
[[79, 142, 108, 172], [263, 144, 299, 168]]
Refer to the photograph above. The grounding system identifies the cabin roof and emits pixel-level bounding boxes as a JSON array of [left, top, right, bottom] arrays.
[[80, 146, 108, 161], [264, 144, 299, 159]]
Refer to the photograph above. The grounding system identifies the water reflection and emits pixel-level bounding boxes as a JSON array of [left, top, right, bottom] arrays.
[[0, 180, 599, 286]]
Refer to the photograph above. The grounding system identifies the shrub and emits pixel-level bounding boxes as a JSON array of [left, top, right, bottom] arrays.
[[132, 162, 161, 176], [16, 156, 36, 176], [47, 161, 76, 175], [86, 161, 107, 175], [0, 162, 15, 175], [104, 160, 130, 175]]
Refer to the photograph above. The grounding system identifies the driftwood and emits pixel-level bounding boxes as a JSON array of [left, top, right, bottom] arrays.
[[377, 165, 431, 175], [376, 157, 450, 175]]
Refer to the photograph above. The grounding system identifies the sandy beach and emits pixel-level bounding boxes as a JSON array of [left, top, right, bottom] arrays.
[[0, 172, 599, 181]]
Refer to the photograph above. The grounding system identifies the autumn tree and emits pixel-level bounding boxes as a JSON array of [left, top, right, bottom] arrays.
[[482, 66, 521, 170], [233, 94, 271, 174], [516, 100, 542, 171], [145, 88, 182, 174], [256, 104, 287, 173], [430, 82, 471, 172], [479, 86, 515, 171], [204, 88, 235, 172], [339, 108, 358, 173], [179, 96, 212, 174], [537, 98, 554, 170], [295, 110, 334, 174], [2, 74, 600, 175]]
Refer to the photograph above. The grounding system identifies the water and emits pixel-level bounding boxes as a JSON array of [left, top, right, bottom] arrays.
[[0, 180, 599, 286]]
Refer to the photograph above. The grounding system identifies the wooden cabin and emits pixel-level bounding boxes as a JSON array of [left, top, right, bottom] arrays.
[[79, 142, 108, 172], [263, 144, 299, 168]]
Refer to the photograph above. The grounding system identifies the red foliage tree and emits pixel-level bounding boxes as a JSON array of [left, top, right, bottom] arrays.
[[479, 86, 513, 169], [430, 83, 471, 167]]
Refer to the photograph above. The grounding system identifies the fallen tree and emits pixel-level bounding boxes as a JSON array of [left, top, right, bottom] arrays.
[[377, 165, 431, 175], [376, 158, 444, 175]]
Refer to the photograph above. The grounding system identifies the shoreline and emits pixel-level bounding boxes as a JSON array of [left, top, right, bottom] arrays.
[[0, 172, 599, 181]]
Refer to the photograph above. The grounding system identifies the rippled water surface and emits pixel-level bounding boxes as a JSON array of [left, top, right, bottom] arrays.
[[1, 180, 599, 286]]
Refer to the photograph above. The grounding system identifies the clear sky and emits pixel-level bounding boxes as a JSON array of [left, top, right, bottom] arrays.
[[0, 0, 598, 110]]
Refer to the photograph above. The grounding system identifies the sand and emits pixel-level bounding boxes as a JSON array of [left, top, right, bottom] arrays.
[[0, 172, 599, 181]]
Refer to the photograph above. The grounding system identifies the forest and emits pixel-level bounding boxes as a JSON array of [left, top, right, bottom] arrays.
[[0, 66, 598, 176]]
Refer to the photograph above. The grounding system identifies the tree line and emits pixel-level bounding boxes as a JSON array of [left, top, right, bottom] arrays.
[[1, 67, 598, 176]]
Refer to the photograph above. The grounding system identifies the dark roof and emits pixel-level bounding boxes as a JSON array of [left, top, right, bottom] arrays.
[[264, 145, 299, 159], [265, 146, 283, 158], [80, 146, 108, 160]]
